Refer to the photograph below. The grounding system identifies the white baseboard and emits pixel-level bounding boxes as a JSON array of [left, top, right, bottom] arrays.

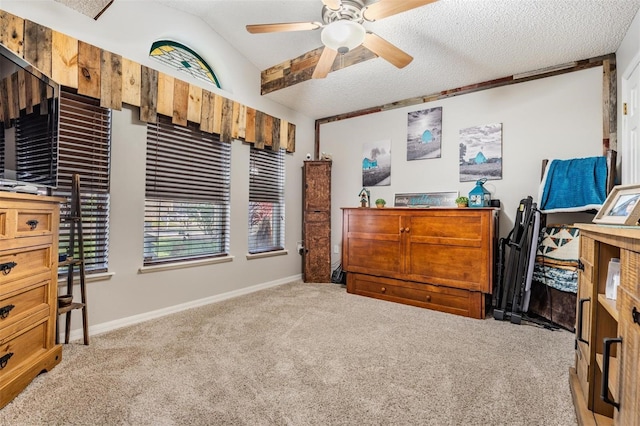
[[59, 274, 302, 343]]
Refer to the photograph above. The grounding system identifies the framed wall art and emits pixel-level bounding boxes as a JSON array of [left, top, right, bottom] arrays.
[[593, 183, 640, 226]]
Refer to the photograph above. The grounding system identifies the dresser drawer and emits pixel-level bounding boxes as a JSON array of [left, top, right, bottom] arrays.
[[0, 319, 49, 380], [347, 273, 482, 317], [0, 208, 54, 240], [15, 210, 53, 237], [0, 244, 53, 288], [0, 280, 49, 331]]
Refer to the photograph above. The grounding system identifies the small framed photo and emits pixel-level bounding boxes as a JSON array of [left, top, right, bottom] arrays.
[[593, 184, 640, 226]]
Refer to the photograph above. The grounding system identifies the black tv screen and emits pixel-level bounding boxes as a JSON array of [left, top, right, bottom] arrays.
[[0, 42, 59, 189]]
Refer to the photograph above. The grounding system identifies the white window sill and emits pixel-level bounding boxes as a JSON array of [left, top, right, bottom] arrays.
[[58, 271, 115, 286], [246, 250, 288, 260], [138, 255, 234, 274]]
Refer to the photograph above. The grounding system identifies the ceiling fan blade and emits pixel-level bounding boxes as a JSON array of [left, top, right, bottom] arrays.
[[363, 0, 438, 21], [246, 22, 322, 34], [362, 32, 413, 68], [322, 0, 342, 11], [312, 47, 338, 79]]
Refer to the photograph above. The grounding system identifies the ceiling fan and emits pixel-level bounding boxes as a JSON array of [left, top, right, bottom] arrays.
[[246, 0, 439, 79]]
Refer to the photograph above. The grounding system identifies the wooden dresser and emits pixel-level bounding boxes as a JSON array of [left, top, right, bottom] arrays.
[[341, 207, 498, 319], [0, 192, 63, 408], [570, 224, 640, 425]]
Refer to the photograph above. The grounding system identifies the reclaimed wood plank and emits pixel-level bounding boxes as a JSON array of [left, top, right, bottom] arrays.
[[121, 57, 141, 107], [17, 69, 26, 111], [172, 78, 189, 126], [156, 73, 174, 117], [231, 101, 240, 139], [254, 110, 265, 149], [245, 107, 256, 143], [287, 122, 296, 153], [261, 45, 375, 94], [100, 49, 122, 110], [280, 119, 289, 151], [187, 84, 202, 124], [77, 41, 101, 99], [7, 72, 19, 119], [0, 11, 24, 56], [0, 80, 7, 123], [220, 98, 233, 142], [23, 70, 33, 114], [52, 31, 78, 88], [24, 20, 52, 76], [264, 113, 273, 147], [199, 90, 214, 133], [237, 104, 246, 139], [139, 65, 158, 123], [272, 117, 281, 151], [212, 93, 223, 134]]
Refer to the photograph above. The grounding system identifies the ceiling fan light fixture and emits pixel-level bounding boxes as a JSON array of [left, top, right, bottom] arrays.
[[321, 20, 365, 54]]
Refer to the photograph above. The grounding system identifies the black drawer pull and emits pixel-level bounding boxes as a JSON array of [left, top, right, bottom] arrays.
[[0, 304, 15, 319], [601, 337, 622, 409], [26, 219, 39, 230], [0, 261, 17, 275], [633, 306, 640, 326], [0, 352, 13, 369]]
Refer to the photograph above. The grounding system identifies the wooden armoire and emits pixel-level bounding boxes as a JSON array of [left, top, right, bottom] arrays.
[[302, 160, 331, 282]]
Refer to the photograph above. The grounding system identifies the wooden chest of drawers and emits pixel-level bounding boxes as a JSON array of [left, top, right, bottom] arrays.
[[0, 192, 63, 409], [342, 207, 498, 319]]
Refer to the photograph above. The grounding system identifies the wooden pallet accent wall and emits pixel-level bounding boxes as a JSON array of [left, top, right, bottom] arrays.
[[0, 9, 295, 152]]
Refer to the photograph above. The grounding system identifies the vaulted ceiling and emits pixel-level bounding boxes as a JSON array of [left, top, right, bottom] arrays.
[[50, 0, 640, 119]]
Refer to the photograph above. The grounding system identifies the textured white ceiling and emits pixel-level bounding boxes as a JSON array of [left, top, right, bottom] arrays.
[[103, 0, 640, 119]]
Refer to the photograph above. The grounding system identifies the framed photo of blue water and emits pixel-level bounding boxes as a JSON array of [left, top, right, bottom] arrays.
[[407, 107, 442, 160]]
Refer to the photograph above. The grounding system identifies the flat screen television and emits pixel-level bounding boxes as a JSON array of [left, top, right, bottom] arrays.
[[0, 42, 59, 190]]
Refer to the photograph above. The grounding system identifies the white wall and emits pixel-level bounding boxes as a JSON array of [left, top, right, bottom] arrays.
[[320, 68, 604, 267], [0, 2, 316, 337]]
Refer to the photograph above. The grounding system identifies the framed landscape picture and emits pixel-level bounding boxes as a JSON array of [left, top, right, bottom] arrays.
[[407, 107, 442, 160], [459, 123, 503, 182]]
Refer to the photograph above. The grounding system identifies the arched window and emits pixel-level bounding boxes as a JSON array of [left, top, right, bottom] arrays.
[[149, 40, 220, 88]]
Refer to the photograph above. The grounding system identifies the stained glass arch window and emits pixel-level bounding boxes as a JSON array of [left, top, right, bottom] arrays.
[[149, 40, 220, 88]]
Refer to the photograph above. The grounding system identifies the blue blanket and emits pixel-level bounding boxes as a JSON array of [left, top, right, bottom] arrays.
[[539, 156, 607, 213]]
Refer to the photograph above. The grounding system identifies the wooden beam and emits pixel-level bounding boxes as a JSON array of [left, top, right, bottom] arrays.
[[261, 44, 377, 94]]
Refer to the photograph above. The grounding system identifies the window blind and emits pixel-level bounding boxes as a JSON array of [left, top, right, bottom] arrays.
[[52, 89, 111, 273], [144, 115, 231, 265], [248, 146, 285, 254]]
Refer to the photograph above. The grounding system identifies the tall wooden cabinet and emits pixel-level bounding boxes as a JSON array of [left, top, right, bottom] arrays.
[[302, 161, 331, 282], [342, 207, 498, 318], [0, 192, 63, 408], [570, 224, 640, 425]]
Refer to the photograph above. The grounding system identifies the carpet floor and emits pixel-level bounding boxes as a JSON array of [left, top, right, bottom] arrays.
[[0, 281, 577, 425]]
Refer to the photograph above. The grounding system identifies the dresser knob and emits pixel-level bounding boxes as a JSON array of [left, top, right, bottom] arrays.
[[381, 287, 386, 293], [399, 228, 404, 233], [426, 295, 431, 302], [405, 228, 410, 233], [26, 219, 39, 230]]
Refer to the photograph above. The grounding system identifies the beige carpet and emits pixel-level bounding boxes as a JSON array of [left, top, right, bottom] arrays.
[[1, 281, 577, 425]]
